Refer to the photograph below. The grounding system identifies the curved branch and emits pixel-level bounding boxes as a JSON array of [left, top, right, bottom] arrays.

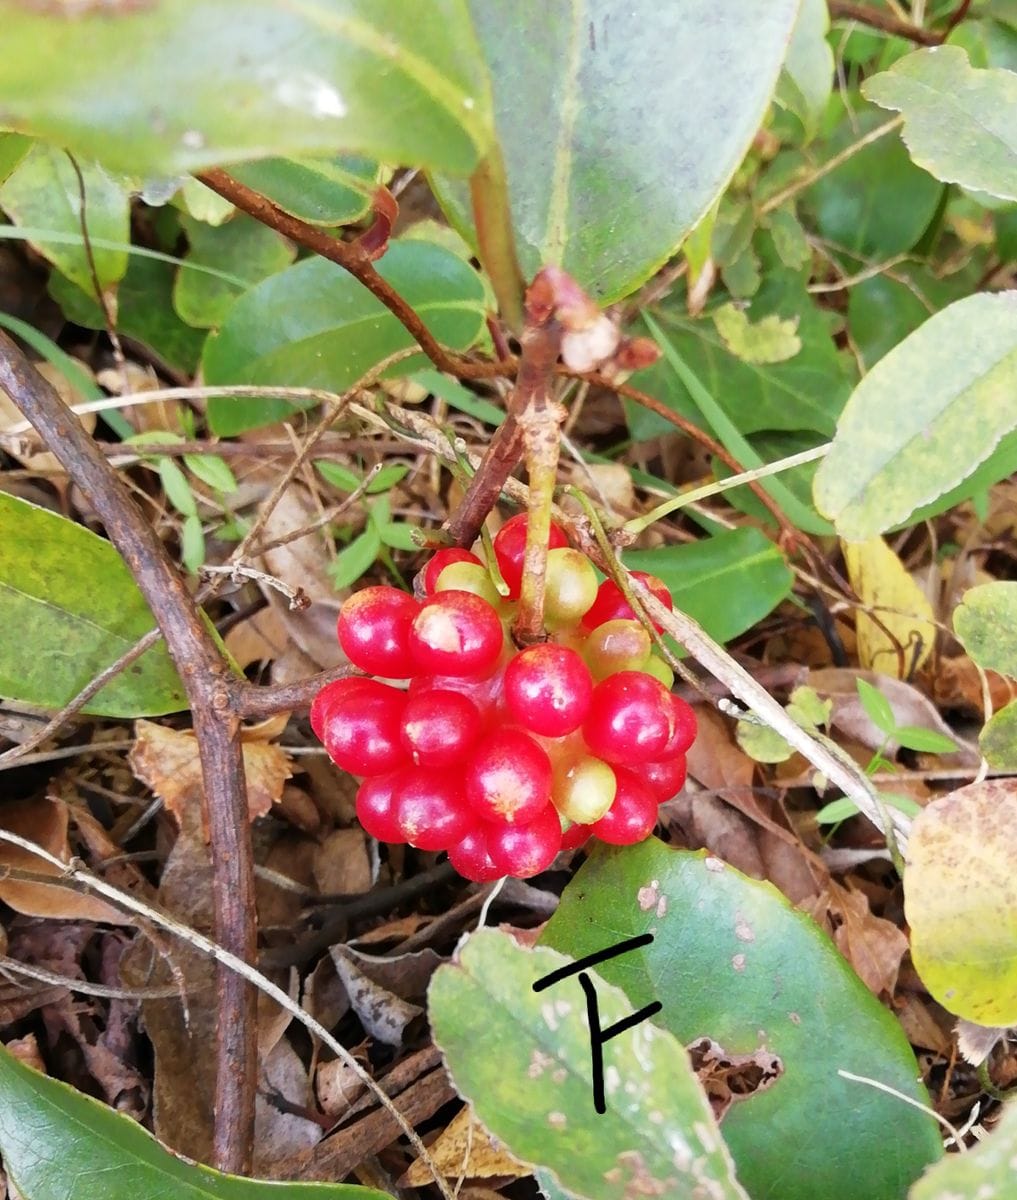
[[0, 332, 257, 1174]]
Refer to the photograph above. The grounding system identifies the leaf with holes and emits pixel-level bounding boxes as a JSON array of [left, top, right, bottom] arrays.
[[905, 778, 1017, 1026], [0, 0, 493, 177], [202, 239, 487, 434], [429, 928, 749, 1200], [864, 45, 1017, 202], [434, 0, 799, 302], [0, 1045, 387, 1200], [814, 292, 1017, 540], [541, 841, 942, 1200], [0, 494, 186, 717]]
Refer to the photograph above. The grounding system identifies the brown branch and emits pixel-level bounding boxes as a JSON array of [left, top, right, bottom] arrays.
[[195, 168, 511, 383], [0, 332, 257, 1174], [234, 666, 357, 721], [827, 2, 941, 45]]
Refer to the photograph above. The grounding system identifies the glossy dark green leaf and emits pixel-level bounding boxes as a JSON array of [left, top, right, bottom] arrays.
[[203, 240, 487, 434], [51, 256, 206, 376], [541, 841, 942, 1200], [815, 292, 1017, 540], [623, 528, 794, 646], [174, 213, 295, 328], [436, 0, 799, 302], [227, 156, 379, 225], [805, 105, 944, 256], [430, 929, 749, 1200], [0, 494, 186, 717], [0, 0, 493, 177], [712, 431, 831, 534], [0, 1045, 387, 1200], [0, 144, 129, 293]]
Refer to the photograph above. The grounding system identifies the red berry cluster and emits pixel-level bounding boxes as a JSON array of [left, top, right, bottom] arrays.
[[311, 514, 697, 881]]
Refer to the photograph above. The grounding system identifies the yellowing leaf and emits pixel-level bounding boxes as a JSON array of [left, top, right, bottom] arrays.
[[843, 537, 936, 678], [712, 302, 801, 364], [400, 1105, 529, 1187], [905, 778, 1017, 1026]]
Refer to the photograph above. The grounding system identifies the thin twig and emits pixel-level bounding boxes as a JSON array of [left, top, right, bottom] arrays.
[[827, 2, 941, 44], [0, 333, 257, 1173], [0, 956, 179, 1000]]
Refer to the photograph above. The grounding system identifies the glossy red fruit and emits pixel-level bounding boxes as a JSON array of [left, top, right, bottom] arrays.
[[408, 667, 506, 723], [486, 803, 563, 877], [591, 768, 658, 845], [661, 695, 698, 756], [410, 590, 504, 677], [583, 671, 675, 765], [503, 644, 593, 737], [448, 825, 503, 882], [641, 754, 688, 802], [492, 513, 568, 599], [560, 822, 593, 851], [321, 680, 409, 776], [400, 689, 482, 767], [422, 548, 482, 594], [355, 771, 408, 843], [337, 586, 420, 677], [581, 571, 673, 631], [392, 767, 472, 851], [310, 675, 373, 741], [466, 729, 552, 825]]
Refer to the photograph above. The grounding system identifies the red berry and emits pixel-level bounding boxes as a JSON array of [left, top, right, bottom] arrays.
[[422, 548, 482, 594], [337, 586, 419, 677], [560, 822, 593, 851], [503, 644, 593, 737], [466, 729, 552, 825], [492, 513, 568, 600], [486, 803, 562, 877], [583, 671, 675, 765], [448, 825, 503, 882], [400, 688, 482, 767], [310, 675, 372, 740], [641, 754, 688, 802], [408, 668, 505, 722], [392, 767, 472, 851], [321, 680, 409, 776], [355, 771, 408, 843], [591, 768, 657, 845], [410, 590, 504, 677], [661, 695, 698, 756], [581, 571, 672, 631]]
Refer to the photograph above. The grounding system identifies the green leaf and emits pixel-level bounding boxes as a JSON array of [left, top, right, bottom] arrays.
[[953, 580, 1017, 676], [184, 454, 238, 495], [203, 240, 487, 434], [736, 719, 794, 764], [0, 0, 493, 177], [712, 302, 802, 365], [429, 928, 749, 1200], [0, 311, 103, 403], [893, 726, 958, 754], [0, 494, 186, 717], [980, 699, 1017, 769], [51, 255, 207, 376], [864, 45, 1017, 202], [542, 841, 942, 1200], [911, 1100, 1017, 1200], [0, 131, 31, 184], [378, 523, 421, 551], [815, 292, 1017, 541], [180, 513, 206, 575], [329, 526, 382, 590], [409, 367, 505, 425], [776, 0, 834, 138], [158, 458, 198, 517], [435, 0, 799, 302], [804, 105, 944, 257], [622, 528, 793, 648], [905, 778, 1017, 1024], [174, 213, 295, 329], [0, 1044, 386, 1200], [0, 144, 129, 293], [856, 678, 897, 737], [712, 431, 831, 534], [227, 156, 379, 225], [815, 791, 922, 825]]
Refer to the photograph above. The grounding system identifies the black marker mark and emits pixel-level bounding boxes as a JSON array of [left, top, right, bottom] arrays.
[[533, 935, 662, 1114]]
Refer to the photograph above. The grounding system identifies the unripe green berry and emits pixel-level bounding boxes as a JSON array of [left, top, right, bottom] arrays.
[[641, 653, 675, 689], [436, 561, 501, 608], [552, 753, 617, 824], [543, 548, 599, 630], [582, 618, 651, 680]]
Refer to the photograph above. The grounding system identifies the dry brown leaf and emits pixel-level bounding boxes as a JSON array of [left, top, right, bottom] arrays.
[[313, 828, 371, 897], [0, 361, 96, 474], [400, 1105, 529, 1187], [224, 603, 293, 671], [130, 719, 291, 829], [0, 799, 128, 923], [315, 1056, 368, 1118], [812, 879, 908, 997], [2, 1033, 45, 1074], [253, 1038, 324, 1175], [275, 785, 322, 835], [256, 832, 317, 932], [932, 654, 1017, 717], [328, 945, 441, 1046]]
